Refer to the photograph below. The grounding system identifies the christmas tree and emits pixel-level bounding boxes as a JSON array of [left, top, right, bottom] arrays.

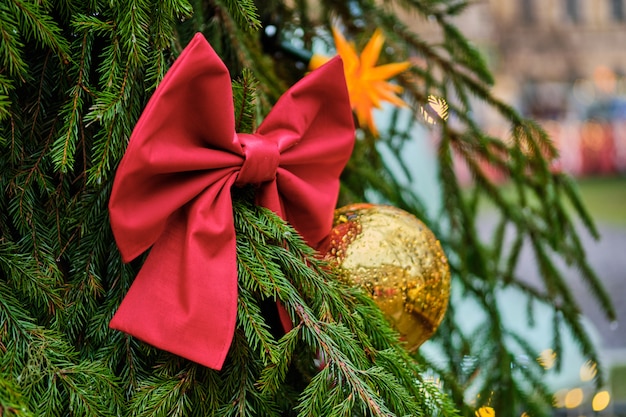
[[0, 0, 615, 416]]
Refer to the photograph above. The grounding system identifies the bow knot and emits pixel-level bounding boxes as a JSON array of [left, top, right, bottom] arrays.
[[108, 33, 354, 370], [236, 133, 280, 185]]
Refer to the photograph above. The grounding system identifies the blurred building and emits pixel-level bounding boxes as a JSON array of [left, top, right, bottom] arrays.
[[408, 0, 626, 176], [487, 0, 626, 121]]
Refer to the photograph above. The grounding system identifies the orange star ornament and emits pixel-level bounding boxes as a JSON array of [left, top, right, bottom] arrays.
[[310, 28, 411, 135]]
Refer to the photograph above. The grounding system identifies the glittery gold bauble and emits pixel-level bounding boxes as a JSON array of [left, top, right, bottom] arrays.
[[322, 203, 450, 351]]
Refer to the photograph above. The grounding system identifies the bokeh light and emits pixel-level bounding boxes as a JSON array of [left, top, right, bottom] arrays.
[[475, 406, 495, 417], [580, 360, 598, 381], [564, 388, 584, 409], [592, 390, 611, 412], [537, 348, 557, 370]]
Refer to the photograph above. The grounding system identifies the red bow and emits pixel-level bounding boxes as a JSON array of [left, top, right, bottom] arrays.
[[108, 33, 355, 370]]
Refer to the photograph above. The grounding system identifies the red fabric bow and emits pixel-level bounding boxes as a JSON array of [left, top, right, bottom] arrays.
[[108, 33, 355, 370]]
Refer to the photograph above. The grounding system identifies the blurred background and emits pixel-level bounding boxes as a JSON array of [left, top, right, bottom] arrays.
[[406, 1, 626, 415]]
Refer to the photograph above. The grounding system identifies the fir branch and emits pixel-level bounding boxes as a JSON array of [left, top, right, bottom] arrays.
[[0, 281, 39, 357], [237, 287, 280, 365], [87, 64, 143, 184], [50, 84, 83, 173], [128, 369, 199, 417], [256, 324, 300, 396], [116, 0, 151, 68], [86, 112, 122, 185], [0, 4, 28, 80], [143, 48, 169, 92], [0, 374, 33, 417], [26, 50, 57, 150], [50, 30, 93, 173], [556, 173, 599, 238], [0, 79, 12, 120], [8, 0, 70, 62], [232, 69, 258, 134], [149, 0, 193, 52], [294, 306, 394, 417], [20, 330, 122, 416], [218, 0, 261, 32], [143, 0, 195, 89], [437, 17, 494, 85], [0, 240, 64, 317], [233, 195, 459, 416], [219, 331, 280, 417], [70, 14, 115, 35]]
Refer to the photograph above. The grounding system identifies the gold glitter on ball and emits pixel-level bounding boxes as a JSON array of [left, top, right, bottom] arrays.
[[323, 203, 451, 351]]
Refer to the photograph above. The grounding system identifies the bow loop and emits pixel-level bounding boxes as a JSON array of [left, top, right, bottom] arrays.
[[108, 33, 354, 370], [236, 133, 280, 185]]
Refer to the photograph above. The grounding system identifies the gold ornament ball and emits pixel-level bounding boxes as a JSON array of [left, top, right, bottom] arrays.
[[323, 203, 451, 351]]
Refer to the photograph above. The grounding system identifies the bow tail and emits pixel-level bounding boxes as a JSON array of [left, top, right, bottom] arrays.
[[110, 178, 239, 370]]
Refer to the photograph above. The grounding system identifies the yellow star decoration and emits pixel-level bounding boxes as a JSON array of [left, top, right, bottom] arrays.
[[311, 28, 411, 135]]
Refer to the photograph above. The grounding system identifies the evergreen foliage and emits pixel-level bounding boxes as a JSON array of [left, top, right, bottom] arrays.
[[0, 0, 614, 416]]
